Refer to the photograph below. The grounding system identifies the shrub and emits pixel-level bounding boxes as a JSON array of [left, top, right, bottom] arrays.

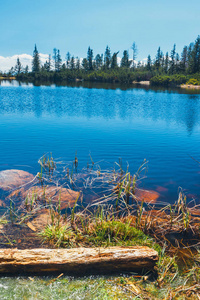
[[186, 78, 200, 85]]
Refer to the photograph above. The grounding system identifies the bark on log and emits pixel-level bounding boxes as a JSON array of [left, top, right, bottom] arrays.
[[0, 247, 158, 274]]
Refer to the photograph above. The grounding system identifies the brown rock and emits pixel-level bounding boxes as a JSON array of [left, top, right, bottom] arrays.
[[135, 189, 160, 203], [0, 246, 158, 274], [9, 185, 80, 209], [0, 169, 34, 191]]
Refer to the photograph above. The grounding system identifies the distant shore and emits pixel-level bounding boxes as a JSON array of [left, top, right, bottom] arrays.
[[0, 76, 16, 80], [181, 84, 200, 89]]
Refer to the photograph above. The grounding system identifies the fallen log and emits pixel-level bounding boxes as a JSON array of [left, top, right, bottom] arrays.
[[0, 247, 158, 274]]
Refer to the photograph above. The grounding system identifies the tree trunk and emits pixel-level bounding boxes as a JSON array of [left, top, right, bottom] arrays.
[[0, 246, 158, 275]]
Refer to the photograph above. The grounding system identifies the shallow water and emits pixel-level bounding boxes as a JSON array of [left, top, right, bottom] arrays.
[[0, 80, 200, 203], [0, 275, 132, 300]]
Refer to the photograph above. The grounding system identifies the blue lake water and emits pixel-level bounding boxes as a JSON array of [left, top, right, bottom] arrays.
[[0, 80, 200, 203]]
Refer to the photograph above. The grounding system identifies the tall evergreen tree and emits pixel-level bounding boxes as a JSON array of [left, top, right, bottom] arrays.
[[95, 54, 103, 70], [66, 52, 71, 69], [82, 58, 88, 71], [15, 57, 22, 74], [121, 50, 130, 68], [53, 48, 57, 70], [76, 57, 80, 70], [180, 46, 188, 73], [189, 36, 200, 73], [131, 42, 137, 70], [70, 56, 75, 70], [32, 44, 40, 72], [155, 47, 162, 70], [104, 46, 111, 69], [169, 44, 176, 74], [87, 47, 93, 70], [111, 52, 119, 69], [147, 55, 152, 71], [164, 52, 169, 73], [57, 50, 62, 71]]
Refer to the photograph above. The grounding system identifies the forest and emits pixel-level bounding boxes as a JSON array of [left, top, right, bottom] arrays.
[[1, 36, 200, 86]]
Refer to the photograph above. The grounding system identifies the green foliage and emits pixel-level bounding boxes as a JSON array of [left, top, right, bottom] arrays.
[[186, 78, 200, 85], [14, 35, 200, 88], [150, 74, 187, 86]]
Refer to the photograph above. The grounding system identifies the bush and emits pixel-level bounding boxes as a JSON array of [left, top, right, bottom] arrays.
[[186, 78, 200, 85]]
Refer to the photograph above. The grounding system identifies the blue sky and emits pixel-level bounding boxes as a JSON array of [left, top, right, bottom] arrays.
[[0, 0, 200, 63]]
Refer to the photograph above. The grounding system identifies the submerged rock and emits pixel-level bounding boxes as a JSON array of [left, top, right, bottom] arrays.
[[0, 169, 34, 191], [135, 189, 160, 203], [9, 185, 80, 209]]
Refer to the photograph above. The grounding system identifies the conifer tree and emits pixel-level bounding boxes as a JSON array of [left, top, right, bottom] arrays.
[[169, 44, 176, 74], [104, 46, 111, 69], [121, 50, 130, 68], [111, 52, 119, 69], [15, 57, 22, 74], [87, 47, 93, 70], [95, 54, 103, 70], [180, 46, 188, 73], [32, 44, 40, 73], [147, 55, 152, 71], [131, 42, 137, 70]]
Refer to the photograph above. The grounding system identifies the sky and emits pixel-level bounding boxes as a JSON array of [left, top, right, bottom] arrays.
[[0, 0, 200, 71]]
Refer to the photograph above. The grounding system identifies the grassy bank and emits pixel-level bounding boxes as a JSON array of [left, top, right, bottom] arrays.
[[1, 155, 200, 298]]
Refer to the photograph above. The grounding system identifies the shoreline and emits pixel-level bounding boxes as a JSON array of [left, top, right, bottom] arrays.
[[181, 84, 200, 89]]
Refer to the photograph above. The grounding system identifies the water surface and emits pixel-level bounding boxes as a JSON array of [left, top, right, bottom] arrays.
[[0, 80, 200, 203]]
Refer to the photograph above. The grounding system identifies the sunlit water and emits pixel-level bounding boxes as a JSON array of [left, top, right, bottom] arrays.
[[0, 80, 200, 203]]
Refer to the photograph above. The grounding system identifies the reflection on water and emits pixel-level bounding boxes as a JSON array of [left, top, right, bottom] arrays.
[[0, 80, 200, 203]]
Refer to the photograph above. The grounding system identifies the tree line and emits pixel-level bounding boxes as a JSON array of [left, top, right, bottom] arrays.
[[5, 35, 200, 85]]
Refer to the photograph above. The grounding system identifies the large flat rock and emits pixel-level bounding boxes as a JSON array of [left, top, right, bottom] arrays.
[[0, 169, 34, 191], [0, 247, 158, 274]]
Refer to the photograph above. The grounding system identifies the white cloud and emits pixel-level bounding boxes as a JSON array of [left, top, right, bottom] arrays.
[[0, 53, 49, 72]]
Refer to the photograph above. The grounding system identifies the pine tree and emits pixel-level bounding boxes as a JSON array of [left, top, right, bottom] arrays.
[[104, 46, 111, 69], [147, 55, 152, 71], [32, 44, 40, 73], [87, 47, 93, 70], [53, 48, 57, 70], [111, 52, 119, 69], [66, 52, 71, 69], [155, 47, 161, 70], [57, 50, 62, 71], [131, 42, 137, 70], [76, 57, 80, 70], [82, 58, 88, 71], [95, 54, 103, 70], [121, 50, 130, 68], [169, 44, 176, 74], [70, 56, 75, 70], [180, 46, 187, 73], [15, 57, 22, 74], [164, 52, 169, 73], [188, 36, 200, 73]]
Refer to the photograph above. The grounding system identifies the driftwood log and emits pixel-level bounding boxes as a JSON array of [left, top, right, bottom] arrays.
[[0, 246, 158, 274]]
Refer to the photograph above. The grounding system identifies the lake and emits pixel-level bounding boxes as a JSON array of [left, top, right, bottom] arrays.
[[0, 80, 200, 204]]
